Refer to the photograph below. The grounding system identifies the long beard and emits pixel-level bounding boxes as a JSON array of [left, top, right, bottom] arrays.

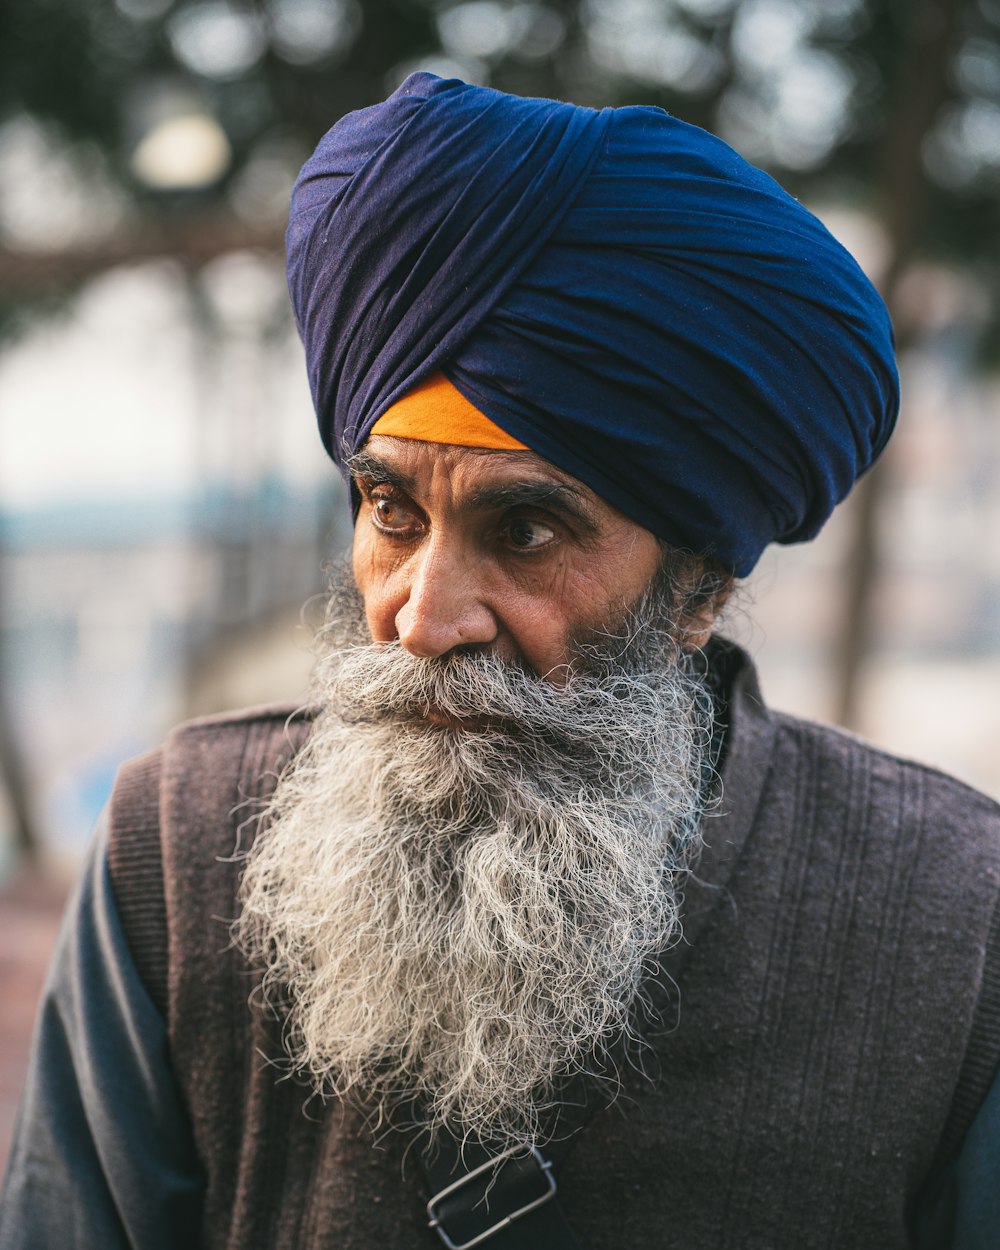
[[237, 570, 714, 1147]]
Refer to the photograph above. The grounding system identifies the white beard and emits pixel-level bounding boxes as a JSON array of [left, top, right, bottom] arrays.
[[237, 571, 714, 1147]]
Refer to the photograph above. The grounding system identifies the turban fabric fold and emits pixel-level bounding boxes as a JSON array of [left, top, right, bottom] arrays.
[[287, 73, 899, 575]]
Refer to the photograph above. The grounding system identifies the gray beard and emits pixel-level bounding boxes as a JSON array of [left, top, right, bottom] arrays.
[[237, 568, 714, 1147]]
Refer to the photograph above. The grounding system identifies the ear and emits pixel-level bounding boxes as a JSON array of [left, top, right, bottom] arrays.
[[677, 575, 735, 652]]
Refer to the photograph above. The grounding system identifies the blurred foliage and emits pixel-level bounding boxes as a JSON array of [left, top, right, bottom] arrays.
[[0, 0, 998, 351], [1, 1, 998, 856]]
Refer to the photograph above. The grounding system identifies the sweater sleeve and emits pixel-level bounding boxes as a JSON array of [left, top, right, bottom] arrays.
[[950, 1066, 1000, 1245], [910, 1064, 1000, 1250], [0, 812, 204, 1250]]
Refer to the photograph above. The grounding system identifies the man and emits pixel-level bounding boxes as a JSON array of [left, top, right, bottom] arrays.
[[3, 74, 999, 1249]]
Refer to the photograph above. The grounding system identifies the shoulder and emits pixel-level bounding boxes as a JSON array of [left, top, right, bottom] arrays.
[[770, 705, 1000, 852], [718, 638, 1000, 854], [165, 700, 315, 733], [718, 642, 1000, 973], [112, 702, 315, 795], [107, 703, 318, 1012], [108, 701, 316, 912], [162, 700, 315, 761], [152, 701, 317, 858]]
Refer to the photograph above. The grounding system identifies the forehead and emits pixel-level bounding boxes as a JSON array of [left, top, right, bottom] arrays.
[[358, 435, 576, 484], [353, 435, 610, 519]]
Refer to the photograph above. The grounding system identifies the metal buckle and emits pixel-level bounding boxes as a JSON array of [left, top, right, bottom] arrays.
[[426, 1144, 557, 1250]]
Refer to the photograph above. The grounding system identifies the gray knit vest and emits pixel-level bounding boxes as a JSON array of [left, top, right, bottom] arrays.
[[107, 647, 1000, 1249]]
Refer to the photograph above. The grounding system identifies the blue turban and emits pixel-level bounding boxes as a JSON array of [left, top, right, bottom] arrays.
[[286, 73, 899, 575]]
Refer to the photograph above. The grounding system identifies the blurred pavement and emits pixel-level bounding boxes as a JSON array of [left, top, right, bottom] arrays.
[[0, 870, 67, 1180]]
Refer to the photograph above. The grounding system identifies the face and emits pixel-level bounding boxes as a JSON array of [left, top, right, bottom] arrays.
[[243, 528, 714, 1145], [350, 436, 665, 684]]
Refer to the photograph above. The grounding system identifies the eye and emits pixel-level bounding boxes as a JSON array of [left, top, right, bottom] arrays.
[[369, 490, 421, 536], [505, 516, 556, 551]]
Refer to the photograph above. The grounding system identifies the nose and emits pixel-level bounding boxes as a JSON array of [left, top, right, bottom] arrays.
[[394, 536, 499, 659]]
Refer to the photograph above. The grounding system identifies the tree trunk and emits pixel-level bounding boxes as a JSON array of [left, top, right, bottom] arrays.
[[833, 0, 966, 727], [0, 564, 41, 864]]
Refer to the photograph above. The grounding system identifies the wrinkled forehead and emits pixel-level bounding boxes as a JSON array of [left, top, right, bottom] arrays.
[[351, 372, 629, 523], [352, 434, 613, 528], [353, 374, 664, 544]]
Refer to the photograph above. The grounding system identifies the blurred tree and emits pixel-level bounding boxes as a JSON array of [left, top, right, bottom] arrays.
[[0, 627, 39, 865], [1, 0, 999, 859], [833, 0, 970, 726], [3, 1, 998, 322]]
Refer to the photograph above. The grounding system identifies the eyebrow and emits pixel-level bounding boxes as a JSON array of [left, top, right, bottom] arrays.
[[347, 448, 600, 533], [346, 449, 417, 493], [466, 480, 600, 532]]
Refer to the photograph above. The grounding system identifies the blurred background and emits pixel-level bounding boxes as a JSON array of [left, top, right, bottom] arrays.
[[0, 0, 998, 1168]]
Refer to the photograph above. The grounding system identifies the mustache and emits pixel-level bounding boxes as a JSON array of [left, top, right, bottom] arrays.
[[316, 571, 707, 761], [329, 642, 678, 738], [308, 617, 715, 845]]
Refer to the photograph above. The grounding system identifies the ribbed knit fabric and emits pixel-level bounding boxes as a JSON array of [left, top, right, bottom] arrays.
[[107, 747, 170, 1017], [108, 650, 1000, 1250]]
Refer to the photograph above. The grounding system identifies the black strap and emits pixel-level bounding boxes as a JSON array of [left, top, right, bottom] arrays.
[[415, 1060, 626, 1250], [419, 1134, 582, 1250]]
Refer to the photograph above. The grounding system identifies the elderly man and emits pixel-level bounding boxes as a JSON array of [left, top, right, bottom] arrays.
[[3, 75, 999, 1250]]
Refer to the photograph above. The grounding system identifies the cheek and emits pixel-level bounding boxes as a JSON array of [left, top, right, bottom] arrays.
[[502, 588, 579, 677], [549, 535, 660, 646], [351, 525, 394, 641]]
